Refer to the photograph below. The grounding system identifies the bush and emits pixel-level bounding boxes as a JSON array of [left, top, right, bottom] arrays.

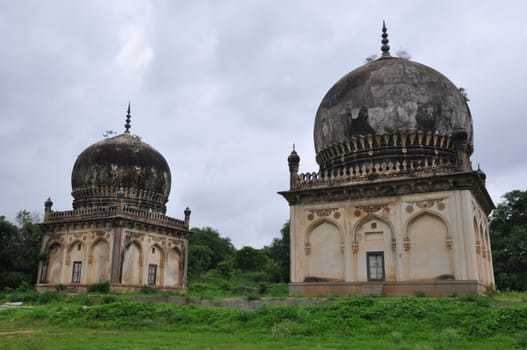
[[87, 281, 110, 293], [139, 285, 157, 294]]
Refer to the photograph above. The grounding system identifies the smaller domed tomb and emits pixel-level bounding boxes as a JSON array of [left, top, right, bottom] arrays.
[[37, 108, 191, 293]]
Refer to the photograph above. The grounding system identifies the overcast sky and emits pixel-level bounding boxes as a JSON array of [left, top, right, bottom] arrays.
[[0, 1, 525, 248]]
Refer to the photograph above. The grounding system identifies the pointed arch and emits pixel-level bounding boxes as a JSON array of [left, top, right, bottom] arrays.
[[352, 214, 395, 242], [405, 210, 453, 280], [89, 238, 110, 283], [352, 214, 396, 281], [305, 218, 344, 281], [42, 242, 63, 284], [67, 239, 86, 284], [305, 217, 344, 244], [146, 243, 164, 286], [165, 247, 182, 287], [121, 240, 143, 285]]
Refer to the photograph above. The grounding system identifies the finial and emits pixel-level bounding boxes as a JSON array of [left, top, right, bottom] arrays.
[[125, 102, 131, 133], [293, 143, 296, 151], [381, 20, 391, 57]]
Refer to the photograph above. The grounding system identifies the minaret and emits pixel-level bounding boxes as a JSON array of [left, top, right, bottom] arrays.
[[288, 145, 300, 189]]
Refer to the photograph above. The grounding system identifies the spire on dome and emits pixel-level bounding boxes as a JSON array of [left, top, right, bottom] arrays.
[[125, 102, 131, 133], [381, 20, 391, 57]]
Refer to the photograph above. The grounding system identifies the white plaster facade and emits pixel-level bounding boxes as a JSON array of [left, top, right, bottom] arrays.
[[288, 189, 494, 295]]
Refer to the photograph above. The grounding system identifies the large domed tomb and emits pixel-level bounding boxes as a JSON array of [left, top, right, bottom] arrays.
[[37, 106, 191, 293], [280, 23, 495, 297]]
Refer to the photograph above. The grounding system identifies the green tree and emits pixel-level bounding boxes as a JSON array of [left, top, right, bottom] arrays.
[[490, 190, 527, 290], [0, 211, 41, 290], [233, 246, 269, 272], [188, 227, 235, 278], [267, 221, 290, 282]]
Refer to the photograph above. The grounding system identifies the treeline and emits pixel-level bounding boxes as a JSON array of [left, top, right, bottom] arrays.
[[188, 222, 290, 284], [0, 211, 41, 290]]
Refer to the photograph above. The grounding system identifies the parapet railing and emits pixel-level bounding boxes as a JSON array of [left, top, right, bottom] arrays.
[[296, 157, 456, 189], [45, 204, 185, 228]]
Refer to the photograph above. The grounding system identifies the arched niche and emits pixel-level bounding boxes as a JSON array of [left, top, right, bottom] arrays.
[[90, 239, 110, 283], [122, 241, 143, 285], [44, 242, 63, 284], [165, 247, 182, 287], [146, 244, 164, 286], [406, 211, 453, 280], [305, 219, 344, 281], [67, 240, 86, 283], [352, 214, 395, 281]]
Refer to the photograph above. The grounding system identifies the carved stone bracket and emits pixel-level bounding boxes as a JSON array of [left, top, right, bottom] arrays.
[[304, 242, 311, 255], [65, 256, 71, 265], [351, 241, 359, 254], [403, 237, 411, 251], [340, 243, 345, 254], [88, 255, 93, 265], [447, 235, 453, 249], [391, 238, 397, 250], [475, 241, 481, 254]]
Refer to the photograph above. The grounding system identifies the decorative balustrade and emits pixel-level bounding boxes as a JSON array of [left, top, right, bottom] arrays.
[[296, 156, 456, 189], [45, 204, 185, 228]]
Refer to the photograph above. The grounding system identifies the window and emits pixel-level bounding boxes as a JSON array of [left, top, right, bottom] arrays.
[[148, 264, 157, 286], [72, 261, 82, 283], [77, 243, 81, 251], [366, 252, 385, 281]]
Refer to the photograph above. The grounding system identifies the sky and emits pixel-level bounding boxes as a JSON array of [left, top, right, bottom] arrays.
[[0, 1, 526, 249]]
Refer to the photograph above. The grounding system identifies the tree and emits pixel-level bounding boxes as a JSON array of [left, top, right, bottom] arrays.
[[187, 227, 235, 278], [490, 190, 527, 290], [267, 221, 290, 282], [0, 211, 41, 290], [233, 246, 270, 272]]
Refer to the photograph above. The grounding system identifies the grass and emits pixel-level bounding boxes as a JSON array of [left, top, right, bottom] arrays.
[[1, 291, 527, 349]]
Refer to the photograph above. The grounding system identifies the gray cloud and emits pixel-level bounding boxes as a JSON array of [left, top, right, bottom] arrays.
[[1, 1, 526, 248]]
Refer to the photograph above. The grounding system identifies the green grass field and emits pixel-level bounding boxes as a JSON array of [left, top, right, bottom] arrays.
[[1, 291, 526, 349]]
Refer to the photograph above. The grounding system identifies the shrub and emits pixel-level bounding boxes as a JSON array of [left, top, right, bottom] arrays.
[[37, 291, 61, 304], [87, 281, 110, 293], [139, 285, 157, 294], [515, 331, 527, 349]]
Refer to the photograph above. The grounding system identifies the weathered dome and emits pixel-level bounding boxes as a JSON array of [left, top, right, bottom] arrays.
[[314, 56, 473, 172], [71, 133, 171, 213]]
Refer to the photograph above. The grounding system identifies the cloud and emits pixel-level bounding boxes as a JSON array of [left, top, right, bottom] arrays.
[[1, 1, 526, 248]]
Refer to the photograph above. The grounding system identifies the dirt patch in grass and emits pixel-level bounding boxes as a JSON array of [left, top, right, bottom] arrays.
[[0, 330, 38, 335]]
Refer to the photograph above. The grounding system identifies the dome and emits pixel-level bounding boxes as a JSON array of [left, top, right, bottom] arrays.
[[71, 133, 171, 213], [313, 55, 473, 173]]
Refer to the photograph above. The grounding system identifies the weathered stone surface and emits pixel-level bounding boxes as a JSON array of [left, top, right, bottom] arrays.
[[314, 57, 473, 168], [71, 133, 171, 212]]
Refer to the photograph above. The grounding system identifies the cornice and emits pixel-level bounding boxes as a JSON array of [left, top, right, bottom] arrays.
[[279, 171, 494, 215]]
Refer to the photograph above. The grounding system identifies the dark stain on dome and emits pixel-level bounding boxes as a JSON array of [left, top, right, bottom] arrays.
[[71, 133, 171, 212], [314, 57, 473, 157]]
